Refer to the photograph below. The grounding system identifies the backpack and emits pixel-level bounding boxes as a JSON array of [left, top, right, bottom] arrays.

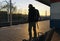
[[34, 9, 40, 22]]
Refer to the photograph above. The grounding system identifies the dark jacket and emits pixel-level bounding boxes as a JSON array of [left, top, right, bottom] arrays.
[[28, 7, 39, 22]]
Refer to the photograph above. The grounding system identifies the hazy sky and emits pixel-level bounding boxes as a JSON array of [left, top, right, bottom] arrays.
[[0, 0, 50, 16]]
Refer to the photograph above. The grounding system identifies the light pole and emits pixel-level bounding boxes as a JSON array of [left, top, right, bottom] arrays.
[[10, 0, 12, 26]]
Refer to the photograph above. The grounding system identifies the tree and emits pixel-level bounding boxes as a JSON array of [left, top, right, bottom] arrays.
[[0, 0, 17, 26], [0, 0, 16, 13]]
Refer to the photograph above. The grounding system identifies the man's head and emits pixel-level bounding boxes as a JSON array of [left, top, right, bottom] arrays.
[[29, 4, 33, 8]]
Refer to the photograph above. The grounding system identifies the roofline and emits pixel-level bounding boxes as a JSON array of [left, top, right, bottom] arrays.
[[36, 0, 50, 6]]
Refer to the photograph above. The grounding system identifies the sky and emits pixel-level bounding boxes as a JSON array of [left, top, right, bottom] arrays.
[[0, 0, 50, 16]]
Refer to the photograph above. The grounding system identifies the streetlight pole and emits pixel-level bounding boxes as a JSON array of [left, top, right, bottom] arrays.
[[10, 0, 12, 26]]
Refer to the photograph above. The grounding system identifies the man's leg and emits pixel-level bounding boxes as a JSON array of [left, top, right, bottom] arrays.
[[28, 22, 32, 40], [33, 22, 37, 38]]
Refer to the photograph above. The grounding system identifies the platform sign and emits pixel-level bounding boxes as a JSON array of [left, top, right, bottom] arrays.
[[51, 0, 60, 19]]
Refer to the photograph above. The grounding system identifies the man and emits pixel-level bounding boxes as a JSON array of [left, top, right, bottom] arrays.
[[28, 4, 40, 41]]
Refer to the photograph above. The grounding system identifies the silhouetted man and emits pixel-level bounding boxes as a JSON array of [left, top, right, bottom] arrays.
[[28, 4, 40, 41]]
